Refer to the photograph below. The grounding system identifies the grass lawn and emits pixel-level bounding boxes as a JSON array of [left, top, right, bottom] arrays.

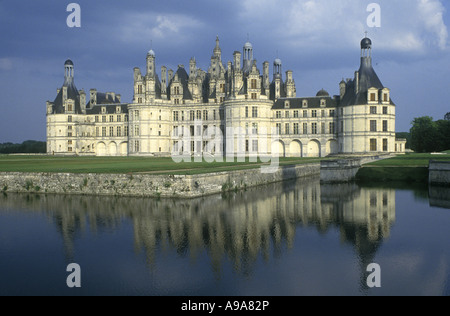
[[364, 152, 450, 167], [357, 152, 450, 183], [0, 155, 324, 175]]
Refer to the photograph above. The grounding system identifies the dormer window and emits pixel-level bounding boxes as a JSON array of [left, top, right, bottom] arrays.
[[101, 107, 106, 114], [284, 101, 290, 108], [116, 106, 121, 114], [320, 99, 326, 107], [302, 100, 308, 108]]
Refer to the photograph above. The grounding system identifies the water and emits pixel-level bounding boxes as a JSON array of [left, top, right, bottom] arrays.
[[0, 178, 449, 296]]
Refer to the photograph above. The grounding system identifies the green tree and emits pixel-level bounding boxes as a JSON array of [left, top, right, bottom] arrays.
[[410, 116, 437, 153]]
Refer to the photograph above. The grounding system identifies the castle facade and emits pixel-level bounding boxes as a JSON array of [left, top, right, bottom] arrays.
[[46, 36, 407, 157]]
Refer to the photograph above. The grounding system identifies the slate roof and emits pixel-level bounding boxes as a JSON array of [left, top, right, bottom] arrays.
[[86, 103, 128, 115], [51, 81, 82, 114], [272, 96, 338, 110]]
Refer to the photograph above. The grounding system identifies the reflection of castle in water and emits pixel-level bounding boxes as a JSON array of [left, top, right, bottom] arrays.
[[0, 178, 397, 280]]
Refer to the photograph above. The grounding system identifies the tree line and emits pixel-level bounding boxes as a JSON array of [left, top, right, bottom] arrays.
[[0, 140, 46, 154]]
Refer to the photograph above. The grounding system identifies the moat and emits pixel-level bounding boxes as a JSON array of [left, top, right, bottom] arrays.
[[0, 177, 448, 296]]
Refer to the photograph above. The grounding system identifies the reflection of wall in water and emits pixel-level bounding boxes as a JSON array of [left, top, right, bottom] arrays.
[[0, 180, 396, 276], [429, 186, 450, 209]]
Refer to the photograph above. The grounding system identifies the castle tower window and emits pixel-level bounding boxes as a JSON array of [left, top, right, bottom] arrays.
[[252, 107, 258, 118], [383, 120, 388, 132], [383, 106, 388, 115]]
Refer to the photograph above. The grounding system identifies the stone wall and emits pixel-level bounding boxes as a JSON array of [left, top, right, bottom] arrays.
[[320, 159, 362, 183], [0, 163, 320, 198], [429, 161, 450, 185]]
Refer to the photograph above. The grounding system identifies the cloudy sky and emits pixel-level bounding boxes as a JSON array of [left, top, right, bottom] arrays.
[[0, 0, 449, 143]]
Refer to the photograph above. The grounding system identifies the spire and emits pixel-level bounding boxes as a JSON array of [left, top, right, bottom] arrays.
[[64, 59, 74, 85]]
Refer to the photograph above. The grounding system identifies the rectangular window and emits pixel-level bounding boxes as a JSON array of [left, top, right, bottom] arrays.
[[117, 126, 122, 137], [293, 111, 299, 118], [293, 123, 299, 135], [312, 110, 317, 118], [95, 116, 99, 123], [245, 140, 249, 152], [303, 123, 308, 134], [252, 107, 258, 118], [68, 116, 72, 123], [276, 123, 282, 135], [96, 127, 99, 137], [383, 139, 388, 152], [303, 110, 308, 118], [383, 94, 388, 102], [383, 106, 388, 115], [252, 123, 258, 134], [285, 123, 290, 135], [203, 110, 208, 121], [370, 120, 377, 132], [117, 115, 121, 122], [251, 93, 257, 100], [102, 127, 106, 137], [285, 111, 290, 118], [321, 110, 325, 117], [109, 126, 114, 137], [321, 123, 326, 134], [370, 139, 377, 151], [109, 115, 114, 122], [329, 122, 335, 134], [124, 126, 128, 136], [370, 93, 376, 102], [173, 111, 179, 121], [383, 120, 388, 132], [370, 106, 377, 114], [134, 126, 139, 136], [245, 106, 249, 118], [311, 123, 318, 134], [213, 110, 217, 120], [197, 110, 202, 120], [252, 140, 258, 152], [102, 116, 106, 123], [135, 140, 140, 153], [276, 111, 281, 119], [251, 79, 257, 89], [124, 115, 128, 122], [329, 110, 335, 117]]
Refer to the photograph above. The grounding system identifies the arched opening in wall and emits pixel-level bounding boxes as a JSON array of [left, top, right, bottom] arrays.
[[97, 142, 106, 156], [289, 140, 302, 157], [326, 139, 339, 156], [272, 140, 285, 158], [108, 142, 117, 156], [119, 142, 128, 156], [307, 140, 321, 158]]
